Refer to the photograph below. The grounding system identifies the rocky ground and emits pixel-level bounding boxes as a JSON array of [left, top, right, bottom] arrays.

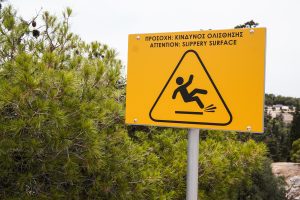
[[272, 162, 300, 200]]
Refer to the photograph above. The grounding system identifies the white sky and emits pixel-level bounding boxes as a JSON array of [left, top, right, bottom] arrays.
[[8, 0, 300, 98]]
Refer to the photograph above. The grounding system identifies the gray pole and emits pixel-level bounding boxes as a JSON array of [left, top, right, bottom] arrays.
[[186, 128, 199, 200]]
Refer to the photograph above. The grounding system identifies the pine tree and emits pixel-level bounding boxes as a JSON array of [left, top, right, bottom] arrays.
[[291, 104, 300, 143], [252, 112, 290, 161], [291, 139, 300, 162], [234, 20, 259, 29], [0, 5, 152, 199]]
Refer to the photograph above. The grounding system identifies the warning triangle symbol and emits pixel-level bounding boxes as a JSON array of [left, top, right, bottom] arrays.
[[149, 50, 232, 126]]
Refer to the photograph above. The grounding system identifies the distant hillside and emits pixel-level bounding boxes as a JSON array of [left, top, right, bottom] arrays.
[[265, 94, 300, 107]]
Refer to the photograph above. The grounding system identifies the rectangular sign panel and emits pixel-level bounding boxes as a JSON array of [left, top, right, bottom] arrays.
[[126, 28, 266, 132]]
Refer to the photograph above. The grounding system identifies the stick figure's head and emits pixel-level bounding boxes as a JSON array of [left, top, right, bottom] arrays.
[[176, 77, 184, 85]]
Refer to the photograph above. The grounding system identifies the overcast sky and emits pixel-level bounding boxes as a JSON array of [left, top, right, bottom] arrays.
[[8, 0, 300, 98]]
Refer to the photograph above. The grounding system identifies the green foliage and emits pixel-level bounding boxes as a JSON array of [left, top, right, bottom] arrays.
[[133, 129, 287, 200], [265, 93, 300, 107], [237, 159, 286, 200], [0, 5, 145, 199], [133, 128, 188, 199], [198, 131, 271, 200], [234, 20, 259, 29], [291, 139, 300, 162], [260, 114, 291, 161], [260, 94, 300, 162], [290, 107, 300, 144]]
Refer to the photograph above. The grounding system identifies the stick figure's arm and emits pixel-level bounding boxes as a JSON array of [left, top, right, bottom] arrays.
[[172, 88, 180, 99], [184, 75, 193, 87]]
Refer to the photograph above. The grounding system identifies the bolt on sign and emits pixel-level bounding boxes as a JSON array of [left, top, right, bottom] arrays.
[[126, 28, 266, 133]]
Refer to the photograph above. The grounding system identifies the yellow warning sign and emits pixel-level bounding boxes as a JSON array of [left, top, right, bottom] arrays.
[[126, 28, 266, 132], [149, 50, 232, 126]]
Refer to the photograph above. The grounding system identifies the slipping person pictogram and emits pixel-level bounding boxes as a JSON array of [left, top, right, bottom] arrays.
[[172, 74, 207, 109], [149, 50, 231, 125]]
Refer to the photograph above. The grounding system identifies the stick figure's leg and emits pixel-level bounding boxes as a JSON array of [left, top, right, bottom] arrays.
[[191, 96, 204, 109], [190, 89, 207, 96]]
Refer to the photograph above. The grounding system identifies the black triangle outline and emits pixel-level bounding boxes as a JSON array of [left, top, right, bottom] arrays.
[[149, 49, 233, 126]]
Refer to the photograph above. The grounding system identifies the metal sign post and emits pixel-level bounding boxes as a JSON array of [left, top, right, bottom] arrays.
[[186, 128, 199, 200]]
